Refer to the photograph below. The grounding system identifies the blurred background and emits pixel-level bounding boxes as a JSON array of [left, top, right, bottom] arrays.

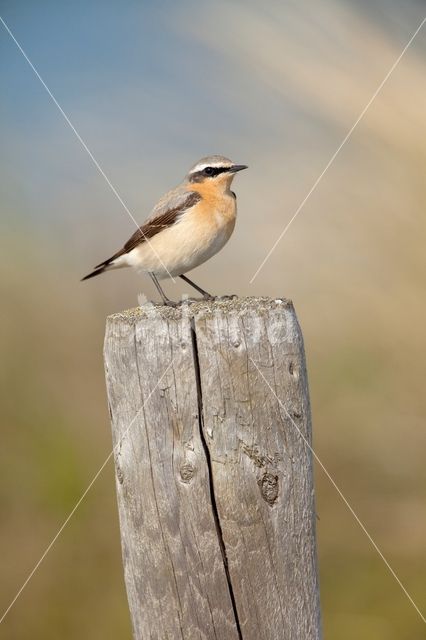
[[1, 0, 425, 638]]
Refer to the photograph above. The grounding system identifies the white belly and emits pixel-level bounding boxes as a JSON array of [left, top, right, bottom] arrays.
[[122, 204, 236, 278]]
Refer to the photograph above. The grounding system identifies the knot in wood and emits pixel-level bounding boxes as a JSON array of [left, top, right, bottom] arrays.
[[180, 462, 195, 484], [258, 473, 279, 505]]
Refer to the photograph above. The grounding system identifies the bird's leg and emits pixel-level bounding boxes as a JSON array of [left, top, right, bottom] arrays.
[[149, 273, 177, 307], [179, 274, 214, 300]]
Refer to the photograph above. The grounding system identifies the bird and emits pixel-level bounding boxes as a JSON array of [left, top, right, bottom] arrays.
[[82, 155, 247, 305]]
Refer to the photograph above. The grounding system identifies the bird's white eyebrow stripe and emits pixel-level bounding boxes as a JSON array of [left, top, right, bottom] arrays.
[[190, 161, 232, 173]]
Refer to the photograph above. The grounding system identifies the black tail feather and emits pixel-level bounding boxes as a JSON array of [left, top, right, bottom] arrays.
[[81, 253, 117, 281], [95, 256, 114, 269], [81, 266, 107, 281]]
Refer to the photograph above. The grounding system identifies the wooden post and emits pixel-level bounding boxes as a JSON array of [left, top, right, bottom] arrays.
[[104, 297, 321, 640]]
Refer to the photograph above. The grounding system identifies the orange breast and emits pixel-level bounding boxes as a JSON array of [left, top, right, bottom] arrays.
[[188, 182, 236, 229]]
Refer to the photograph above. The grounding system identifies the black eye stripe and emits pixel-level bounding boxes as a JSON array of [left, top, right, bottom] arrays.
[[189, 166, 231, 182], [204, 166, 230, 177]]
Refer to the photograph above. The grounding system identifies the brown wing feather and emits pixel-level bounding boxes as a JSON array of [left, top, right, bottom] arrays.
[[94, 191, 201, 269]]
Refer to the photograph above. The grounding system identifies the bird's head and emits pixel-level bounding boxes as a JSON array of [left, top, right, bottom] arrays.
[[186, 155, 248, 192]]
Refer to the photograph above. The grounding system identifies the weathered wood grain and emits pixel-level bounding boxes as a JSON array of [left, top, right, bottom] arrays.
[[104, 297, 321, 640], [194, 298, 321, 640]]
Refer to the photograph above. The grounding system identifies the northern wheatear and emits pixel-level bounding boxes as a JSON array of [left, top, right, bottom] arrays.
[[82, 155, 247, 304]]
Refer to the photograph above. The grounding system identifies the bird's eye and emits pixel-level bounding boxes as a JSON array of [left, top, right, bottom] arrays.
[[204, 167, 214, 176]]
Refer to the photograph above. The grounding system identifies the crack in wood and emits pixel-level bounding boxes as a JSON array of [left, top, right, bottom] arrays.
[[190, 318, 244, 640], [105, 299, 321, 638]]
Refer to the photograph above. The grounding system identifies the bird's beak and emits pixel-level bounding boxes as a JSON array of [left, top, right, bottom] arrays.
[[229, 164, 248, 173]]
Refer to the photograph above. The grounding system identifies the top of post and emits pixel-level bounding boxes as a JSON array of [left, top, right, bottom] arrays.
[[107, 296, 293, 324]]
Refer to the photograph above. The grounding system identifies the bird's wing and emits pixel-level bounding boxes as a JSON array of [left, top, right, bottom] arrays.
[[146, 185, 195, 221], [95, 189, 201, 268]]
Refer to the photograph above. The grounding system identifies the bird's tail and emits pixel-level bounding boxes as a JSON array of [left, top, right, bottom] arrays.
[[81, 256, 116, 281], [81, 265, 108, 281]]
